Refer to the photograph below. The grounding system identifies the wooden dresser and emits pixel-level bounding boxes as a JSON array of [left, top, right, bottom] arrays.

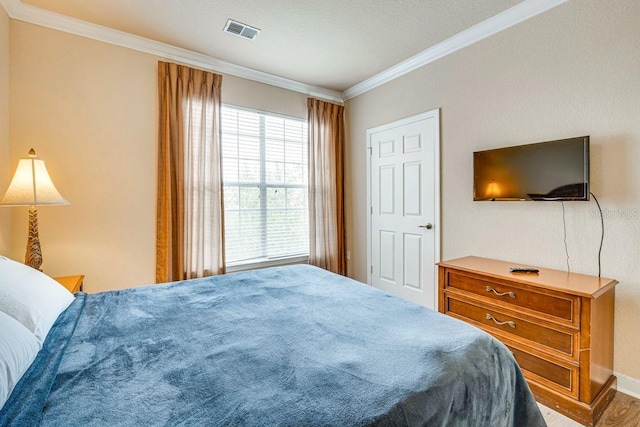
[[438, 256, 618, 426]]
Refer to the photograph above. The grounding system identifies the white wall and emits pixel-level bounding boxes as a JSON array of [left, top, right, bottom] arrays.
[[0, 9, 10, 254], [345, 0, 640, 383], [9, 20, 307, 293]]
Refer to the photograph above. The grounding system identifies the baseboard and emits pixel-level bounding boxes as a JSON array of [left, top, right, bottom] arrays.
[[615, 371, 640, 399]]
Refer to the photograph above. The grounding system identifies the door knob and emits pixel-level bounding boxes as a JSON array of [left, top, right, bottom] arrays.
[[418, 223, 433, 230]]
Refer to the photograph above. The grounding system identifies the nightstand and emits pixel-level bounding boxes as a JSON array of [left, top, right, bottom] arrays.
[[54, 275, 85, 293]]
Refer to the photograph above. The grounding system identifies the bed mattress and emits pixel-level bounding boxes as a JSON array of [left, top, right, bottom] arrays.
[[1, 265, 545, 426]]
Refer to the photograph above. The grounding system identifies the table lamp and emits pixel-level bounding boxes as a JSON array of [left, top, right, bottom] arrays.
[[0, 149, 69, 271]]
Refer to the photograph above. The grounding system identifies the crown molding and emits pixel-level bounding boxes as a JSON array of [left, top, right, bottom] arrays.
[[0, 0, 344, 104], [343, 0, 569, 100], [0, 0, 16, 17], [1, 0, 568, 103]]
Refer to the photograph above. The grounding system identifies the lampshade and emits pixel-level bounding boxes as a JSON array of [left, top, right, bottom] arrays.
[[0, 149, 69, 206]]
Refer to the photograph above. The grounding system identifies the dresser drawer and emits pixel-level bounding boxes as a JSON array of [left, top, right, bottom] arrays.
[[507, 345, 579, 399], [445, 297, 577, 358], [444, 270, 578, 326]]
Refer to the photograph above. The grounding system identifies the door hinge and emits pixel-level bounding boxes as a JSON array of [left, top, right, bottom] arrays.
[[370, 206, 373, 214], [371, 265, 373, 273], [368, 146, 372, 155]]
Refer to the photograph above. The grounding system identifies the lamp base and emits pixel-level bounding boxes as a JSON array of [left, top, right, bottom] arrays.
[[26, 207, 43, 271]]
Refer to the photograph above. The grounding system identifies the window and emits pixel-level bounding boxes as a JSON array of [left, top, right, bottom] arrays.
[[221, 105, 309, 267]]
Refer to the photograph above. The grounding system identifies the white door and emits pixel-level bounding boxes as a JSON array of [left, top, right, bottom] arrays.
[[367, 110, 440, 309]]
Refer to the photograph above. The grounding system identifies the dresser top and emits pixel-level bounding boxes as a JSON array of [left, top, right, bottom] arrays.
[[438, 256, 618, 298]]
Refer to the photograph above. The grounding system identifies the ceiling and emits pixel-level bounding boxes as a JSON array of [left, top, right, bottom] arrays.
[[20, 0, 524, 93]]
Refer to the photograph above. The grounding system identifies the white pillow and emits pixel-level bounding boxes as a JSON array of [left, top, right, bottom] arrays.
[[0, 256, 74, 342], [0, 310, 41, 410]]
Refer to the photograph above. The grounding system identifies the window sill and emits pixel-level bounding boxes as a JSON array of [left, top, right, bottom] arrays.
[[225, 255, 309, 273]]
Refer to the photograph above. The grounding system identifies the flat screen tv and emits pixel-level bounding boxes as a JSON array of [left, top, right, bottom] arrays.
[[474, 136, 590, 201]]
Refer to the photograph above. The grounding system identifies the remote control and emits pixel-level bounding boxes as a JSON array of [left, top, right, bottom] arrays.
[[509, 267, 539, 273]]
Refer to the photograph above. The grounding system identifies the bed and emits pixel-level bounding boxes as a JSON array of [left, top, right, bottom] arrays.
[[0, 263, 545, 426]]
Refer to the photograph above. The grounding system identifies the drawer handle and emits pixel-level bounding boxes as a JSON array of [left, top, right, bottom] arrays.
[[486, 286, 516, 299], [486, 313, 516, 328]]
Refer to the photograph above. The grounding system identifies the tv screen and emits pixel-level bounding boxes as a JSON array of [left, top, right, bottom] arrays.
[[474, 136, 590, 201]]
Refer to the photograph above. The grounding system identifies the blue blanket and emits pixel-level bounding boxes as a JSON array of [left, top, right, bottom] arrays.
[[1, 265, 545, 426]]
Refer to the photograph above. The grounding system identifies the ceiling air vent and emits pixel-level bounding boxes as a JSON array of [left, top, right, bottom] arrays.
[[224, 19, 260, 40]]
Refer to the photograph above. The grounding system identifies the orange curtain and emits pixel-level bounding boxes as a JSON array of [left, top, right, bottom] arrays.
[[307, 98, 346, 275], [156, 61, 225, 283]]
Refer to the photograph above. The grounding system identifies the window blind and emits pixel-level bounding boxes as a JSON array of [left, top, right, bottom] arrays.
[[221, 106, 309, 265]]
